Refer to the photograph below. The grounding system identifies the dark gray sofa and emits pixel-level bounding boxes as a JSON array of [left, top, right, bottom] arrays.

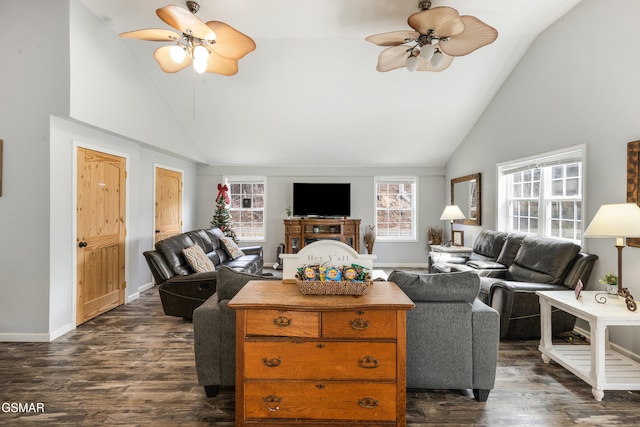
[[388, 270, 499, 402], [193, 266, 279, 397], [433, 230, 598, 340], [143, 227, 264, 319], [194, 267, 498, 401]]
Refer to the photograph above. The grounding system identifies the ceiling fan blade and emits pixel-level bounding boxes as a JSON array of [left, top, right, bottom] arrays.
[[156, 5, 215, 40], [417, 52, 453, 72], [439, 16, 498, 57], [119, 28, 181, 41], [365, 30, 420, 47], [408, 6, 465, 37], [376, 45, 413, 72], [205, 51, 239, 76], [154, 45, 193, 73], [206, 21, 256, 60]]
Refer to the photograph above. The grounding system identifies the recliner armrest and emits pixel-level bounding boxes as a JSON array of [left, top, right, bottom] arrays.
[[241, 245, 263, 257], [143, 250, 175, 284]]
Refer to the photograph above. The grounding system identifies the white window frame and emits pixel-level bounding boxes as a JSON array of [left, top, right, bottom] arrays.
[[497, 145, 585, 245], [374, 176, 418, 242], [224, 175, 267, 242]]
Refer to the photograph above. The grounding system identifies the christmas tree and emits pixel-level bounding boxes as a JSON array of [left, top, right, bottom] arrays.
[[211, 184, 238, 243]]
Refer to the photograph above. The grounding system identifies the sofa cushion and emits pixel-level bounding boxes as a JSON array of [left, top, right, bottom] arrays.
[[507, 236, 580, 284], [221, 236, 245, 259], [216, 266, 278, 301], [495, 233, 525, 267], [388, 270, 479, 303], [470, 230, 508, 261], [182, 244, 215, 273]]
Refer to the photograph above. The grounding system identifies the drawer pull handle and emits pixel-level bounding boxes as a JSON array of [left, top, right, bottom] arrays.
[[273, 316, 291, 327], [359, 397, 378, 409], [358, 355, 379, 369], [316, 343, 325, 349], [351, 318, 370, 330], [263, 395, 282, 412], [262, 357, 281, 367], [316, 383, 325, 389]]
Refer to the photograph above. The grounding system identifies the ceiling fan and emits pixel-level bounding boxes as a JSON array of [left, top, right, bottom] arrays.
[[119, 1, 255, 76], [365, 0, 497, 72]]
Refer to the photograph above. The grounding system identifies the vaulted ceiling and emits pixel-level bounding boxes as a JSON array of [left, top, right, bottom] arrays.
[[78, 0, 581, 167]]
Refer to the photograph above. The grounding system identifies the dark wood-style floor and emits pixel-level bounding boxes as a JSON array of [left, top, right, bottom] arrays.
[[2, 285, 640, 426]]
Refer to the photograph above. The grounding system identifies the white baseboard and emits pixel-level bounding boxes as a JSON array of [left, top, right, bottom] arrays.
[[126, 282, 154, 304], [373, 263, 430, 269], [0, 332, 53, 343]]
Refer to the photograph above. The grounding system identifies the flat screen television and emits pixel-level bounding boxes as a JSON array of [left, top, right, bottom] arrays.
[[293, 183, 351, 217]]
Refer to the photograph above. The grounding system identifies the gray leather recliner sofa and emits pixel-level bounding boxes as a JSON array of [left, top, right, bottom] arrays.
[[143, 228, 264, 319], [433, 230, 598, 340]]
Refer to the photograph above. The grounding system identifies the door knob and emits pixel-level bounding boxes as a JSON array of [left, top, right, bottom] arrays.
[[78, 241, 88, 248]]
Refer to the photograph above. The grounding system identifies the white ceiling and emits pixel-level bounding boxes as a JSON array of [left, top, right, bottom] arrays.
[[78, 0, 581, 167]]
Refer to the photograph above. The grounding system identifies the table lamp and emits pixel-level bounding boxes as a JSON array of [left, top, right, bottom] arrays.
[[584, 202, 640, 311], [440, 205, 465, 247]]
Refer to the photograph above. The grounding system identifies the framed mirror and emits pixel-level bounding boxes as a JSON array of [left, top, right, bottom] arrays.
[[451, 173, 481, 226], [627, 140, 640, 247]]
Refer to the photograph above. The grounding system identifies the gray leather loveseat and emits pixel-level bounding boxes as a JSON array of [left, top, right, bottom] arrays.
[[143, 227, 264, 319]]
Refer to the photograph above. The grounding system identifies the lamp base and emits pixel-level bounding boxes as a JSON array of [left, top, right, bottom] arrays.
[[619, 287, 638, 312]]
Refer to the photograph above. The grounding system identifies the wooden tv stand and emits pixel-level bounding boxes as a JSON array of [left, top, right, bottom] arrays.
[[283, 218, 361, 254]]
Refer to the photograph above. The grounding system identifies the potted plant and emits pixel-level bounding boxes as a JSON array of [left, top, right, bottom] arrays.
[[599, 272, 618, 293], [285, 206, 292, 219]]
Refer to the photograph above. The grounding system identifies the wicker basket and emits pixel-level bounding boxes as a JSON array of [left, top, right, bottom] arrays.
[[296, 280, 372, 296]]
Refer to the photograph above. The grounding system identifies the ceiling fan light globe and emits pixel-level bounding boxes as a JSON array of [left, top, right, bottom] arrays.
[[406, 55, 419, 72], [193, 45, 209, 61], [193, 57, 207, 73], [170, 45, 186, 63], [420, 44, 435, 61], [431, 51, 444, 68]]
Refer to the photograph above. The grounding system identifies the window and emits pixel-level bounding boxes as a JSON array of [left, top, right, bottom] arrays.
[[225, 176, 266, 241], [498, 147, 584, 244], [375, 177, 417, 241]]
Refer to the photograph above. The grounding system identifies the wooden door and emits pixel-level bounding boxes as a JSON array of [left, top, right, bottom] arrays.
[[154, 167, 183, 243], [76, 148, 126, 325]]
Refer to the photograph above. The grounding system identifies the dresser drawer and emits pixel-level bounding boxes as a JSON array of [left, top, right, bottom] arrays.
[[245, 381, 397, 421], [244, 341, 397, 380], [343, 225, 356, 233], [322, 310, 397, 339], [246, 310, 320, 338]]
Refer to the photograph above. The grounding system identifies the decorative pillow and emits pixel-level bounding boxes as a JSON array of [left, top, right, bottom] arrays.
[[221, 236, 245, 259], [182, 244, 215, 273]]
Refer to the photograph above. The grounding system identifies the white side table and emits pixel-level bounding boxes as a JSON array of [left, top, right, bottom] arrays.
[[536, 290, 640, 401]]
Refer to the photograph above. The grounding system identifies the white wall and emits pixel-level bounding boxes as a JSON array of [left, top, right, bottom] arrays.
[[68, 0, 206, 163], [49, 117, 198, 339], [446, 0, 640, 353], [196, 165, 445, 267], [0, 0, 70, 339], [0, 1, 200, 341]]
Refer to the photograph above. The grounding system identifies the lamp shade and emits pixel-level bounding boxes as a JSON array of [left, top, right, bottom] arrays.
[[440, 205, 466, 221], [584, 203, 640, 238]]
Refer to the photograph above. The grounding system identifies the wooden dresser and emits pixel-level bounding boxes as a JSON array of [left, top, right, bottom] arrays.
[[228, 280, 414, 426]]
